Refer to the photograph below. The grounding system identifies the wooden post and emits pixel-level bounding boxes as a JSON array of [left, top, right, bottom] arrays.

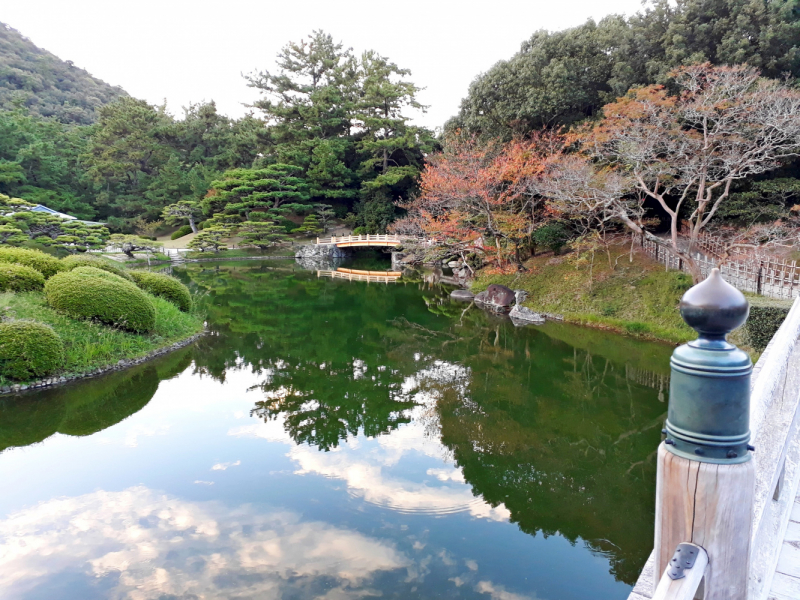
[[654, 446, 755, 599], [652, 543, 708, 600]]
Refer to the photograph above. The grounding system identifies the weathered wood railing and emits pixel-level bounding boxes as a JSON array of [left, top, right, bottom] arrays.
[[629, 294, 800, 600]]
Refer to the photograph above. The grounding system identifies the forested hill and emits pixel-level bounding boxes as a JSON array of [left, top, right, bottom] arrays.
[[0, 23, 127, 124]]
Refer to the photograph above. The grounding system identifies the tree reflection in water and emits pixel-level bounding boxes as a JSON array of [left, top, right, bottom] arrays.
[[172, 260, 670, 585]]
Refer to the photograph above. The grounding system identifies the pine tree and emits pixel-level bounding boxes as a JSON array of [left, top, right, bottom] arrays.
[[246, 31, 360, 202], [239, 218, 288, 249], [295, 213, 323, 236], [353, 51, 436, 232], [208, 164, 311, 218]]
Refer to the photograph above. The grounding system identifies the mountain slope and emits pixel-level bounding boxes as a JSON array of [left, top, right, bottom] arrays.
[[0, 23, 127, 124]]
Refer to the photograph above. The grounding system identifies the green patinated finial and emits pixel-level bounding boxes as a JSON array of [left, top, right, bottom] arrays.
[[665, 269, 753, 463]]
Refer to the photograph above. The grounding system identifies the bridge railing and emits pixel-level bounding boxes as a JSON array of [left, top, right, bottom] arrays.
[[629, 294, 800, 600], [317, 234, 402, 245]]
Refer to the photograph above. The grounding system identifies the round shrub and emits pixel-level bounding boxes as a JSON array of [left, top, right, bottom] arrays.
[[0, 263, 46, 292], [45, 268, 156, 332], [171, 225, 193, 240], [129, 271, 192, 312], [0, 320, 65, 381], [61, 254, 133, 281], [0, 247, 65, 278]]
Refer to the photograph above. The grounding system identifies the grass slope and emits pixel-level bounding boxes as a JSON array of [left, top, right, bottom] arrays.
[[0, 291, 204, 386], [473, 244, 695, 345]]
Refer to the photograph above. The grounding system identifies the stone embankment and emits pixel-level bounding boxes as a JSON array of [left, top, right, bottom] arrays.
[[0, 330, 207, 396], [295, 243, 351, 270]]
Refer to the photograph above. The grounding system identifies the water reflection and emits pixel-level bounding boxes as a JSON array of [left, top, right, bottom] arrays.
[[0, 348, 192, 453], [0, 260, 673, 599], [0, 486, 409, 600]]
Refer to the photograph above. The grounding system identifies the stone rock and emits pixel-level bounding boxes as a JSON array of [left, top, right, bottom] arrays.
[[476, 284, 516, 308], [450, 289, 475, 301], [514, 290, 529, 305], [509, 305, 546, 325], [474, 291, 489, 305]]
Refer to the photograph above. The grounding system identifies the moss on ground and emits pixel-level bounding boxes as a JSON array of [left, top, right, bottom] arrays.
[[472, 244, 696, 345]]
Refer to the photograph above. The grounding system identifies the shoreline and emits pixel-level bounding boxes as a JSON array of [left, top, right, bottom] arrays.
[[0, 329, 207, 396]]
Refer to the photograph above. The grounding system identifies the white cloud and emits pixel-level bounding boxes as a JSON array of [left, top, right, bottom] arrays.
[[427, 468, 466, 483], [0, 486, 409, 599], [211, 460, 241, 471], [477, 581, 538, 600]]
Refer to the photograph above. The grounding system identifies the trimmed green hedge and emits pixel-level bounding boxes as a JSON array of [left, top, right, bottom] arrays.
[[0, 320, 65, 381], [0, 247, 66, 278], [171, 225, 193, 240], [743, 296, 794, 351], [45, 267, 156, 332], [61, 254, 133, 281], [0, 263, 45, 292], [129, 271, 192, 312]]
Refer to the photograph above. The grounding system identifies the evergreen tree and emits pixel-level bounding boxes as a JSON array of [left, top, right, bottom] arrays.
[[208, 164, 311, 218], [246, 31, 360, 203], [239, 218, 288, 249], [353, 51, 436, 232], [83, 98, 175, 229], [162, 200, 203, 233], [295, 213, 323, 236]]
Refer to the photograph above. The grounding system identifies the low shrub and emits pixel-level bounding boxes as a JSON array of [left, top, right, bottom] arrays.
[[0, 247, 66, 278], [743, 296, 793, 351], [171, 225, 193, 240], [0, 320, 65, 381], [61, 254, 133, 281], [129, 271, 192, 312], [0, 263, 45, 292], [533, 223, 570, 255], [45, 267, 156, 332], [352, 226, 367, 235]]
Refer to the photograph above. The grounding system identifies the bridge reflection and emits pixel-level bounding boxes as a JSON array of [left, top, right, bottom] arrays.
[[317, 268, 403, 283]]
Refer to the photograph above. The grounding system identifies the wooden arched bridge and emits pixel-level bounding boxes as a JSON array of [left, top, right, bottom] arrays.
[[316, 234, 423, 248]]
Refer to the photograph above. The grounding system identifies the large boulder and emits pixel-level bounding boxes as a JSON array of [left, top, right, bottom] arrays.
[[476, 284, 516, 308]]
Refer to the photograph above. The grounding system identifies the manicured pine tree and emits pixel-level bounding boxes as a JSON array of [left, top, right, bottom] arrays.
[[207, 164, 311, 218]]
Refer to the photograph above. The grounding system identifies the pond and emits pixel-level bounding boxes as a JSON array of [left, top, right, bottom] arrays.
[[0, 257, 673, 600]]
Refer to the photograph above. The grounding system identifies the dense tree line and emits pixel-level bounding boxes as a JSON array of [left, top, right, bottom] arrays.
[[448, 0, 800, 140], [0, 29, 432, 235], [3, 0, 800, 241]]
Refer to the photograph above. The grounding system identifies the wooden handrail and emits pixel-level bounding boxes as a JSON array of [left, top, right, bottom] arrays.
[[316, 234, 424, 246], [652, 544, 708, 600]]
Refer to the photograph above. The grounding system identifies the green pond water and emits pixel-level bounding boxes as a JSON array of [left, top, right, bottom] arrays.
[[0, 257, 674, 600]]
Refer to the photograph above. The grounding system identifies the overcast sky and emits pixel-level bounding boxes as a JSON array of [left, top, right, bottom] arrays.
[[3, 0, 646, 129]]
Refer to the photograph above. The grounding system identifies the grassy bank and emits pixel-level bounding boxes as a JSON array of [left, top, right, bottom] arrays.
[[472, 244, 695, 345], [0, 291, 204, 386]]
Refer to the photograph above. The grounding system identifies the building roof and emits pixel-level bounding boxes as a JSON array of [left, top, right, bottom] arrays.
[[30, 204, 105, 226]]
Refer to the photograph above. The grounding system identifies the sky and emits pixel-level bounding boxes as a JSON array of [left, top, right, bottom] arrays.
[[3, 0, 647, 129]]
